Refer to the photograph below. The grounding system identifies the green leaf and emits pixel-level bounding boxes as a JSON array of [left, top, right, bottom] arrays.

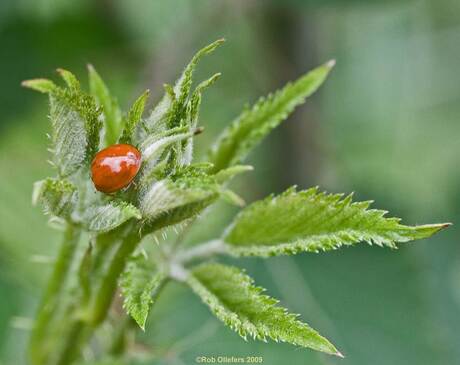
[[187, 263, 341, 356], [140, 174, 220, 233], [189, 72, 221, 127], [208, 61, 335, 172], [140, 88, 174, 138], [138, 127, 195, 187], [29, 73, 102, 177], [171, 39, 224, 119], [182, 72, 222, 165], [49, 92, 89, 176], [88, 64, 123, 146], [22, 78, 57, 93], [80, 201, 141, 233], [56, 68, 80, 90], [141, 39, 224, 137], [119, 89, 149, 144], [214, 165, 253, 184], [32, 178, 77, 219], [223, 187, 450, 257], [120, 255, 166, 330], [220, 189, 246, 207]]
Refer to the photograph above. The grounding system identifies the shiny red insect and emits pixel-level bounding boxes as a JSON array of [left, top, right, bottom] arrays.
[[91, 144, 142, 193]]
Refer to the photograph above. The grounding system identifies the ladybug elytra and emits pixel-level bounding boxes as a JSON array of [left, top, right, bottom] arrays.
[[91, 144, 141, 193]]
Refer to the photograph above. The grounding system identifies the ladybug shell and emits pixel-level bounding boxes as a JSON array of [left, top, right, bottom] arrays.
[[91, 144, 141, 193]]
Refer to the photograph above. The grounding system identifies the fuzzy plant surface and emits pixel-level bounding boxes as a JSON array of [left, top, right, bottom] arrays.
[[22, 39, 450, 365]]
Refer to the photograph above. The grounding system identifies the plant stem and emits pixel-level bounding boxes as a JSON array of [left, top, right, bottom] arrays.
[[174, 239, 226, 265], [29, 223, 81, 365], [88, 227, 141, 325], [55, 320, 87, 365], [109, 315, 135, 356], [51, 223, 141, 365]]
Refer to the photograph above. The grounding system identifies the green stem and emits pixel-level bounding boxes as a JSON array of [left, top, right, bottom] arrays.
[[89, 227, 141, 325], [174, 239, 226, 265], [29, 224, 81, 365], [55, 320, 87, 365], [52, 224, 140, 365], [109, 315, 135, 356]]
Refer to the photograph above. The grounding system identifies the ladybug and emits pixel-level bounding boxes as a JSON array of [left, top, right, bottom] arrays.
[[91, 144, 141, 193]]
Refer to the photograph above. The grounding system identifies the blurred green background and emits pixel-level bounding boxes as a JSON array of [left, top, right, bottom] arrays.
[[0, 0, 459, 364]]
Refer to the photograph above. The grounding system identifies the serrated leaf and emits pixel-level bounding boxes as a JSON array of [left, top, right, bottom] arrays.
[[33, 178, 77, 219], [33, 73, 102, 177], [172, 39, 224, 117], [120, 255, 166, 330], [88, 64, 123, 146], [189, 73, 221, 128], [182, 72, 222, 165], [139, 90, 173, 139], [187, 263, 340, 356], [140, 175, 220, 233], [139, 39, 223, 139], [119, 90, 149, 144], [22, 78, 57, 93], [49, 92, 89, 176], [79, 201, 141, 233], [223, 187, 450, 256], [209, 61, 335, 172]]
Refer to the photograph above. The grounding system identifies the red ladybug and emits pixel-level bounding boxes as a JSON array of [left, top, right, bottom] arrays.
[[91, 144, 141, 193]]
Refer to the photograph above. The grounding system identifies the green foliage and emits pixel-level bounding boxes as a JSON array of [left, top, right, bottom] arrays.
[[120, 255, 166, 330], [21, 78, 57, 93], [24, 40, 450, 365], [32, 178, 77, 219], [88, 65, 123, 146], [139, 39, 224, 140], [187, 263, 341, 356], [119, 90, 149, 144], [169, 39, 224, 129], [57, 68, 80, 90], [208, 60, 335, 172], [214, 165, 254, 184], [48, 91, 89, 177], [223, 187, 449, 256], [79, 201, 141, 233], [139, 173, 220, 232], [23, 72, 102, 176]]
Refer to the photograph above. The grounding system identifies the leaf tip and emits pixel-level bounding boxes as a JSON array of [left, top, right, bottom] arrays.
[[326, 59, 336, 68], [428, 222, 452, 234], [21, 79, 55, 93], [335, 350, 345, 358]]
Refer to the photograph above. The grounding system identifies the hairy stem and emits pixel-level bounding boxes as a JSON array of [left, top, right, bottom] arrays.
[[175, 239, 226, 265], [88, 225, 141, 325], [51, 223, 141, 365], [29, 224, 81, 365]]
